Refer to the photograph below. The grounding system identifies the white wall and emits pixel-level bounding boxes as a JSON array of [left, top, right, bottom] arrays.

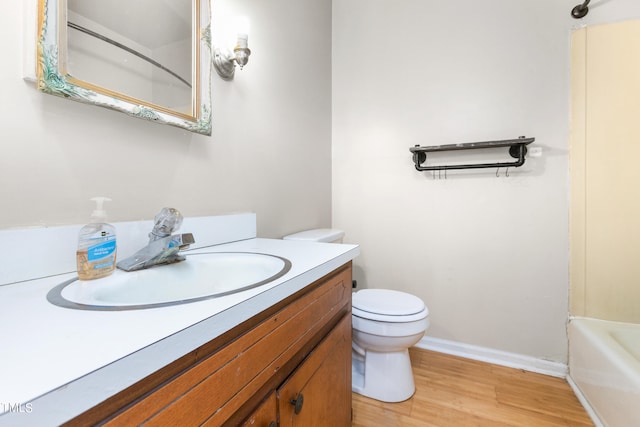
[[1, 0, 332, 238], [332, 0, 568, 363]]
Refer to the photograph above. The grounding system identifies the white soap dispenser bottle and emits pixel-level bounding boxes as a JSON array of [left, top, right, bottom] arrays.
[[76, 197, 117, 280]]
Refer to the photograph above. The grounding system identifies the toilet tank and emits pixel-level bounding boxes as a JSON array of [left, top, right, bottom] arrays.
[[282, 228, 345, 244]]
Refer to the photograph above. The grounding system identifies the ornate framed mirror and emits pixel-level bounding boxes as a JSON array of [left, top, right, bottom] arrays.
[[36, 0, 212, 135]]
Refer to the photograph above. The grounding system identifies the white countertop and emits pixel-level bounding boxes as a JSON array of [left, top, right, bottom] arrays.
[[0, 238, 359, 426]]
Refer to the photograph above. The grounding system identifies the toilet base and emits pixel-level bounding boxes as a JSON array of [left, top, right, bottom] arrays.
[[351, 347, 416, 402]]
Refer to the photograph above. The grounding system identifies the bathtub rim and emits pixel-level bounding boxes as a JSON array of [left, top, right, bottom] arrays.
[[568, 316, 640, 427]]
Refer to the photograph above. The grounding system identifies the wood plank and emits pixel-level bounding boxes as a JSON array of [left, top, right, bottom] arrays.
[[240, 392, 276, 427], [352, 348, 593, 427]]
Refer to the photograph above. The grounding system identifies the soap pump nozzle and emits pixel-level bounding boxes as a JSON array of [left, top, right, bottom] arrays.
[[89, 196, 112, 222]]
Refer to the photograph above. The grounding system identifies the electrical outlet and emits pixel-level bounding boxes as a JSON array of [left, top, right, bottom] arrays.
[[528, 147, 542, 158]]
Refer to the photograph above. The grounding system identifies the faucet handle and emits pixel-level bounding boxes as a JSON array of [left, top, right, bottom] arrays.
[[149, 207, 183, 241]]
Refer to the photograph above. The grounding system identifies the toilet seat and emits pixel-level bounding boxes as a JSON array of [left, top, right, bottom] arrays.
[[352, 306, 428, 323], [353, 289, 428, 323]]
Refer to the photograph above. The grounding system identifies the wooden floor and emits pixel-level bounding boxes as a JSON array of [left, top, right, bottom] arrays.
[[352, 348, 594, 427]]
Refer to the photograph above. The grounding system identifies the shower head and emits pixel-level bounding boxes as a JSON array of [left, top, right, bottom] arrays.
[[571, 0, 591, 19]]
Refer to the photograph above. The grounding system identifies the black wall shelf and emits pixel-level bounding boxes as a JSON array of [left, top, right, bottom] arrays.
[[409, 136, 535, 172]]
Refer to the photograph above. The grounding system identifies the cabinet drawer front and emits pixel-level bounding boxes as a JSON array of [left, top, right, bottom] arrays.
[[104, 265, 351, 426]]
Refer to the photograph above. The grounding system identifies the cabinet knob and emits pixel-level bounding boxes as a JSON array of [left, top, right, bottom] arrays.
[[268, 422, 276, 427], [289, 392, 304, 415]]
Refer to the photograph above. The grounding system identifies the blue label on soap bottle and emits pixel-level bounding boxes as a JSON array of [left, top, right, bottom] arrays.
[[87, 240, 117, 262]]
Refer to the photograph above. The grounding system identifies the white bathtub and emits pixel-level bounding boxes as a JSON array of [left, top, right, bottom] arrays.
[[568, 317, 640, 427]]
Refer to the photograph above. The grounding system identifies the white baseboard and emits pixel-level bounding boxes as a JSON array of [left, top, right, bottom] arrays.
[[414, 336, 568, 378], [566, 375, 604, 427]]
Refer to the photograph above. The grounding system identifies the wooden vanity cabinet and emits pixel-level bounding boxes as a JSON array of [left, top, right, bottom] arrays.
[[240, 392, 276, 427], [241, 313, 351, 427], [277, 314, 351, 427], [65, 263, 352, 427]]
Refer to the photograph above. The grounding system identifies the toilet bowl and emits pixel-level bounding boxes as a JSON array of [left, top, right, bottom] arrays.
[[352, 288, 429, 402], [283, 229, 430, 403]]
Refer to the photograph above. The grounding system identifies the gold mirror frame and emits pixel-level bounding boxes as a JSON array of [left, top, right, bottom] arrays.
[[36, 0, 212, 135]]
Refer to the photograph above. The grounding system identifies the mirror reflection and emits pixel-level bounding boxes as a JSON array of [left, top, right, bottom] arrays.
[[67, 0, 193, 116], [37, 0, 212, 135]]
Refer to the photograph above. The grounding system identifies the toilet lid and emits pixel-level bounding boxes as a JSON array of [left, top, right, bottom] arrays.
[[353, 289, 426, 316]]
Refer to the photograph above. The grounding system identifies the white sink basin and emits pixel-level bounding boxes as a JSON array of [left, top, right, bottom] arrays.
[[47, 252, 291, 310]]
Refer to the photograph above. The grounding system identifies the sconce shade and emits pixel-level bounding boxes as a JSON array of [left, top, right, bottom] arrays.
[[213, 19, 251, 79]]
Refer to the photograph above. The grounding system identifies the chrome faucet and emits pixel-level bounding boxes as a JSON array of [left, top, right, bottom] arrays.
[[116, 208, 195, 272]]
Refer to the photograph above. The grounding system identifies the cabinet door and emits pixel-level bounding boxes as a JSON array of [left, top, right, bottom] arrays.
[[241, 392, 277, 427], [277, 314, 351, 427]]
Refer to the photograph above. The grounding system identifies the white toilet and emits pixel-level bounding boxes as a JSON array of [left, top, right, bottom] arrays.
[[283, 229, 430, 403]]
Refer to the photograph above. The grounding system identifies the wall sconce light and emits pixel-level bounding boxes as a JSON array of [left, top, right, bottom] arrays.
[[213, 17, 251, 80]]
